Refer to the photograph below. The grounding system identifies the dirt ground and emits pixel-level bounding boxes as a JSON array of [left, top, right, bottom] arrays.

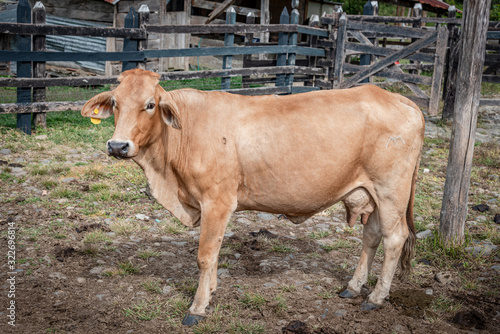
[[0, 106, 499, 334]]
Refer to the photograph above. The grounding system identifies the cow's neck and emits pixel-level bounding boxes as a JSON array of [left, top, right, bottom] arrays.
[[133, 135, 200, 227]]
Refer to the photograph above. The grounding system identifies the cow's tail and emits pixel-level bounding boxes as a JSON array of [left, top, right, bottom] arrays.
[[399, 153, 420, 279]]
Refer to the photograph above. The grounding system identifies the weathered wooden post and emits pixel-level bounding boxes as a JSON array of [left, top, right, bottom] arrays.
[[442, 5, 460, 120], [359, 1, 378, 83], [221, 7, 236, 90], [333, 12, 347, 88], [275, 7, 289, 88], [410, 3, 422, 75], [137, 4, 149, 70], [122, 7, 139, 72], [428, 26, 449, 115], [305, 14, 319, 87], [32, 1, 46, 129], [260, 0, 270, 60], [285, 3, 299, 88], [242, 12, 255, 88], [439, 0, 491, 246], [17, 0, 32, 135]]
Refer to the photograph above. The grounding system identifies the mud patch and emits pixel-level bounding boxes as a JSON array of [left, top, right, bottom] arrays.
[[452, 310, 486, 330], [389, 289, 434, 318], [75, 223, 111, 233]]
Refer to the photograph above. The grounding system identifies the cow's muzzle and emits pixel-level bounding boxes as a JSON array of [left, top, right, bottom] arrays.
[[107, 140, 131, 158]]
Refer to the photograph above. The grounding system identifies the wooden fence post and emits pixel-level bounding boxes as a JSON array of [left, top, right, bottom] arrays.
[[360, 1, 378, 83], [221, 7, 236, 90], [122, 7, 139, 72], [439, 0, 491, 246], [137, 4, 149, 70], [321, 10, 340, 90], [410, 3, 422, 75], [16, 0, 31, 135], [32, 1, 46, 129], [285, 5, 299, 88], [442, 6, 459, 120], [275, 7, 289, 88], [305, 14, 319, 87], [428, 25, 449, 115], [242, 12, 255, 88], [333, 12, 347, 88]]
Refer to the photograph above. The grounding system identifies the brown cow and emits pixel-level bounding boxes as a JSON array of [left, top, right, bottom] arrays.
[[81, 69, 424, 326]]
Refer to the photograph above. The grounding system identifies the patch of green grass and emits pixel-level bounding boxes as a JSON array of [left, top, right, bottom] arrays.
[[322, 239, 353, 252], [137, 249, 161, 260], [269, 239, 295, 253], [118, 262, 139, 275], [228, 321, 265, 334], [159, 217, 187, 235], [272, 293, 288, 315], [280, 284, 296, 293], [83, 230, 112, 244], [123, 298, 167, 321], [239, 292, 266, 311], [41, 179, 58, 190], [176, 277, 198, 297], [110, 220, 138, 236], [430, 296, 462, 314], [308, 230, 332, 239], [51, 186, 81, 199], [142, 279, 163, 294]]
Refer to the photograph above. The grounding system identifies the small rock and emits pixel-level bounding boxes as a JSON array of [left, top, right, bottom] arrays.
[[491, 265, 500, 272], [162, 285, 172, 295], [416, 230, 433, 239], [49, 272, 67, 280], [495, 214, 500, 224], [135, 213, 149, 220], [217, 268, 230, 277], [304, 285, 312, 291], [425, 289, 433, 295], [257, 213, 275, 221], [472, 204, 489, 212], [224, 231, 235, 238], [465, 244, 498, 257], [234, 253, 241, 260], [347, 236, 362, 243], [129, 236, 142, 243], [476, 215, 487, 222], [0, 148, 11, 155], [171, 241, 187, 247], [160, 236, 173, 242], [95, 294, 106, 301], [334, 309, 347, 317], [62, 177, 75, 183], [77, 277, 86, 284], [423, 168, 430, 173], [263, 282, 276, 288], [435, 272, 452, 285], [161, 251, 175, 257], [148, 226, 158, 233], [35, 135, 47, 140]]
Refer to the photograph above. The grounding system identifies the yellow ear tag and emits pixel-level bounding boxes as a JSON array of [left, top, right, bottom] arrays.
[[90, 117, 101, 124]]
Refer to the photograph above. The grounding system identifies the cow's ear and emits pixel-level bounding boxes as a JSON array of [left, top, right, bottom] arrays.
[[81, 91, 114, 119], [159, 95, 182, 130]]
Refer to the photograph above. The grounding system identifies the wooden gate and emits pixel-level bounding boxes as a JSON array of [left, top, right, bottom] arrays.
[[321, 14, 450, 115]]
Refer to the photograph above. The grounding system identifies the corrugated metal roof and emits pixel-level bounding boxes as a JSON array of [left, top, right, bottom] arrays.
[[45, 15, 108, 74]]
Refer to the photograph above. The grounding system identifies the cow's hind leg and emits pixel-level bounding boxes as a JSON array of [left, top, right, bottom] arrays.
[[340, 212, 381, 299], [362, 209, 408, 310], [182, 202, 233, 326]]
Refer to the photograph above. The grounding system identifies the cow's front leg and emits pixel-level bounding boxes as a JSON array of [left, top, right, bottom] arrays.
[[182, 203, 233, 326]]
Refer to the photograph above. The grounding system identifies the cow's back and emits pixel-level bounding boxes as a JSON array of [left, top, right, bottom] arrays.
[[175, 86, 424, 214]]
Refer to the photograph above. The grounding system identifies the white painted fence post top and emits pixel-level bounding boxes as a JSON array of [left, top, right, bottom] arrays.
[[34, 1, 45, 9], [227, 7, 236, 13], [138, 4, 149, 13], [247, 12, 255, 17], [371, 1, 378, 8], [414, 3, 423, 10], [448, 5, 456, 12]]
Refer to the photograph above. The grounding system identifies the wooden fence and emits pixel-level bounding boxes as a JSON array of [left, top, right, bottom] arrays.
[[1, 0, 499, 135]]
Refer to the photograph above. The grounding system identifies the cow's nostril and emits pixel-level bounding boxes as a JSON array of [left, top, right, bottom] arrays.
[[121, 142, 129, 154]]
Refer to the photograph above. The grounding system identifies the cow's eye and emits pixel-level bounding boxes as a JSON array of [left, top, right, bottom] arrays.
[[146, 103, 155, 110]]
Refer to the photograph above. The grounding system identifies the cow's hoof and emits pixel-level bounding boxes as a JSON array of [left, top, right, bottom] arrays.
[[182, 313, 204, 326], [360, 302, 380, 311], [339, 289, 357, 299]]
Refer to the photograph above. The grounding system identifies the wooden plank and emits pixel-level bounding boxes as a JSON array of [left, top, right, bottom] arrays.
[[487, 31, 500, 39], [404, 82, 429, 99], [482, 74, 500, 83], [0, 22, 146, 39], [0, 51, 145, 62], [343, 63, 432, 85], [341, 30, 438, 88], [32, 1, 46, 129], [403, 95, 429, 109], [16, 0, 31, 135], [347, 20, 429, 39], [285, 8, 299, 87], [0, 101, 85, 114], [221, 7, 236, 90], [275, 7, 289, 88], [192, 0, 260, 17], [439, 0, 491, 246], [0, 66, 323, 88], [226, 86, 290, 95], [345, 14, 460, 25], [333, 13, 347, 88], [122, 7, 139, 71], [345, 42, 435, 63], [292, 86, 321, 94], [137, 5, 149, 70], [349, 30, 373, 46], [297, 26, 329, 37], [242, 12, 255, 88], [145, 23, 297, 35], [428, 26, 449, 115], [479, 98, 500, 106], [206, 0, 236, 24]]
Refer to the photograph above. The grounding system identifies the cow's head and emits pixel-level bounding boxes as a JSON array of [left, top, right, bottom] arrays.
[[81, 69, 181, 158]]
